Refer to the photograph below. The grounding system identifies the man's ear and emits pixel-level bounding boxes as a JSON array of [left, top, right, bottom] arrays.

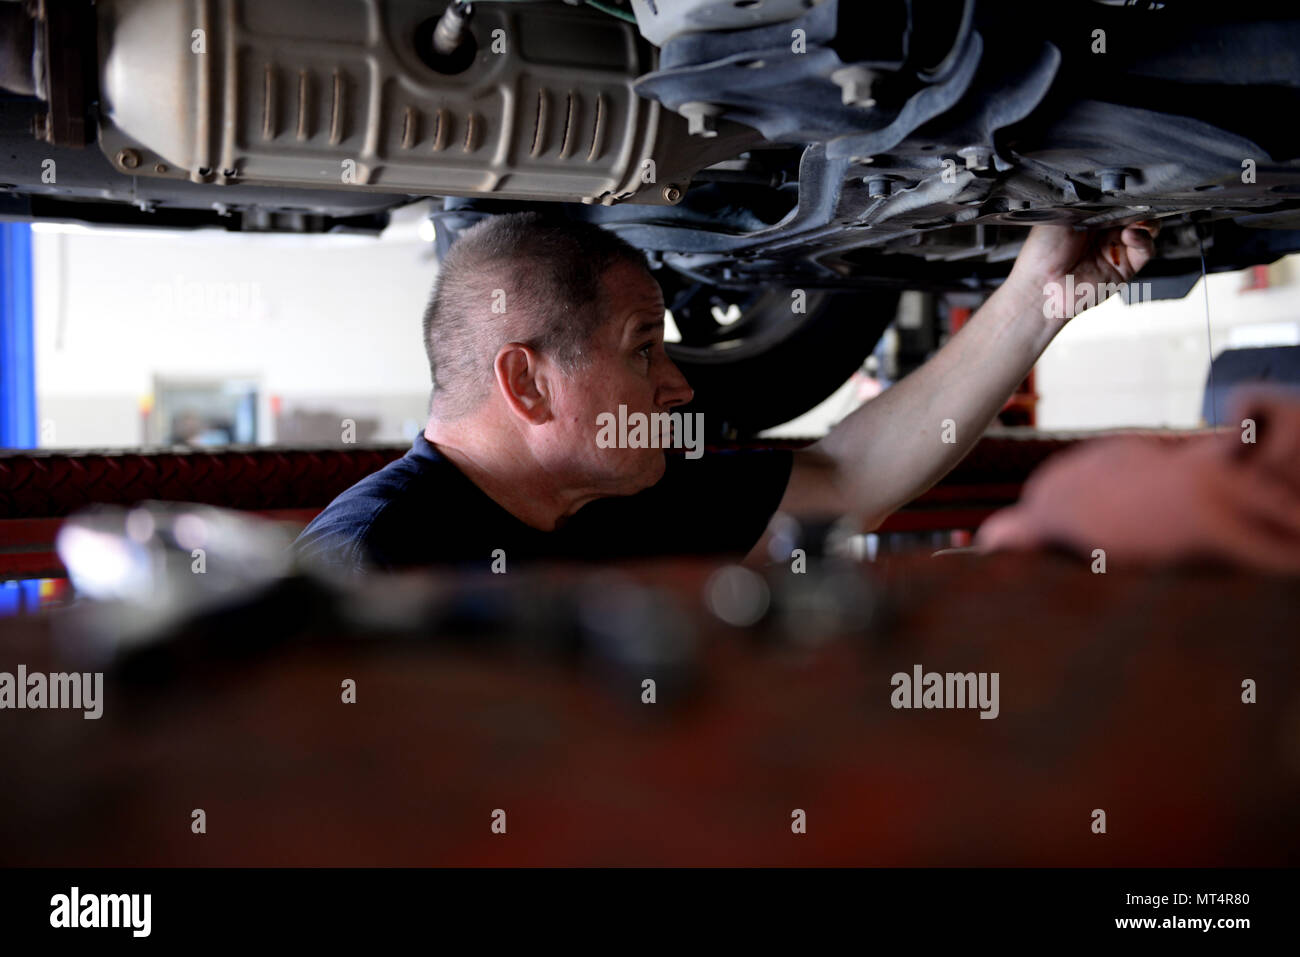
[[494, 342, 553, 424]]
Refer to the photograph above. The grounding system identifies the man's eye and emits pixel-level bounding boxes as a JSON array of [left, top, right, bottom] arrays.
[[637, 342, 654, 359]]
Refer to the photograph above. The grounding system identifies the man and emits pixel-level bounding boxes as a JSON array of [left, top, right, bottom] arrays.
[[293, 211, 1157, 573]]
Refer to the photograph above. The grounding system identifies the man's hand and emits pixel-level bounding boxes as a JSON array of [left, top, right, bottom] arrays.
[[1004, 221, 1160, 320]]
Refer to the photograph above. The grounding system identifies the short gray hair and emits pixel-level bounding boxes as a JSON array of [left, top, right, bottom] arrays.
[[422, 211, 652, 420]]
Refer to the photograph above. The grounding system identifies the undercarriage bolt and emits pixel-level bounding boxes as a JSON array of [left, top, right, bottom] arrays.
[[677, 101, 722, 137], [830, 66, 878, 108], [662, 184, 683, 204], [116, 149, 141, 170], [867, 178, 891, 199], [957, 146, 992, 171], [1100, 170, 1127, 193], [432, 0, 474, 57]]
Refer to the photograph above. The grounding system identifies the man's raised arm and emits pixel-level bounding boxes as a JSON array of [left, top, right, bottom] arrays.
[[763, 221, 1159, 536]]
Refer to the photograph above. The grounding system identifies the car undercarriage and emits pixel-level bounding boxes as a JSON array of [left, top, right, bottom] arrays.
[[5, 0, 1300, 429]]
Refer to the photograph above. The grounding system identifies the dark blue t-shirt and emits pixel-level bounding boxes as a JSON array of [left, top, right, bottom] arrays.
[[292, 432, 794, 572]]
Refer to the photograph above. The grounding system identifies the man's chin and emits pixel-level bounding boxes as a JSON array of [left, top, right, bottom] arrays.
[[614, 450, 666, 495], [646, 450, 668, 485]]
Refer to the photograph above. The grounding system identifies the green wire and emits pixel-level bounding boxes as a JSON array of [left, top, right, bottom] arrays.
[[584, 1, 638, 24]]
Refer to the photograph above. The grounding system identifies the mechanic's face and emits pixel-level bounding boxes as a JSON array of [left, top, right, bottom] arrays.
[[546, 261, 694, 495]]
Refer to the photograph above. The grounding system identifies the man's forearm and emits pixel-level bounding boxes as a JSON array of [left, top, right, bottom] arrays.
[[814, 275, 1062, 528]]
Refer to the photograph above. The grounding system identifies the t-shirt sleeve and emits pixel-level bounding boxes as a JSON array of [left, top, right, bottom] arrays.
[[291, 495, 380, 574], [563, 448, 794, 560]]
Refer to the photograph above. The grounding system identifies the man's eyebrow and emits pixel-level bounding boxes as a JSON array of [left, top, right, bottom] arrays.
[[626, 317, 664, 338]]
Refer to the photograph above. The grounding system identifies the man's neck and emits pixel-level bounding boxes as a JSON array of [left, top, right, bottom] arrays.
[[422, 423, 597, 532]]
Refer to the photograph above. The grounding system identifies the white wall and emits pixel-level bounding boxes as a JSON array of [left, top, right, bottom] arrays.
[[33, 203, 439, 447], [1035, 257, 1300, 429]]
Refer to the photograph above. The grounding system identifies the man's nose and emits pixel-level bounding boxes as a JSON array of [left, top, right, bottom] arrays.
[[658, 357, 694, 409]]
